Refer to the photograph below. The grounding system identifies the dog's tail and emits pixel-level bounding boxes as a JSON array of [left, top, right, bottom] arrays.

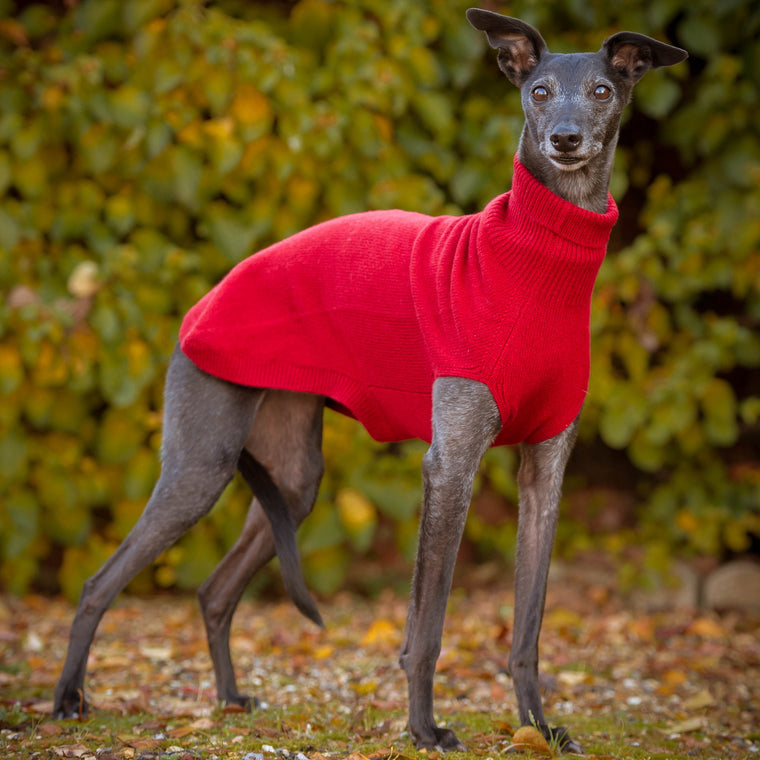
[[236, 449, 324, 629]]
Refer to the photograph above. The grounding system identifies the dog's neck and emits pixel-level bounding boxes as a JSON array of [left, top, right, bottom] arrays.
[[517, 133, 617, 215]]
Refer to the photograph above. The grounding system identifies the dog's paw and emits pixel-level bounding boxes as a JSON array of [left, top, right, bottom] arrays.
[[434, 727, 467, 753], [545, 725, 583, 754], [52, 689, 88, 720], [413, 726, 466, 753], [221, 693, 260, 712]]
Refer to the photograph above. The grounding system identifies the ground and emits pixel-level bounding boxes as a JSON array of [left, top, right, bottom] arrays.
[[1, 558, 759, 759]]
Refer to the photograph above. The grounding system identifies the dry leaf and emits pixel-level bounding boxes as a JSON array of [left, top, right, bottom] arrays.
[[362, 619, 400, 647], [558, 670, 590, 687], [52, 744, 89, 758], [29, 700, 56, 714], [222, 702, 248, 714], [139, 645, 173, 659], [509, 726, 554, 756], [683, 688, 715, 710], [167, 725, 197, 739], [189, 717, 216, 730], [314, 644, 335, 660], [687, 617, 726, 639], [36, 723, 64, 737], [663, 717, 705, 734]]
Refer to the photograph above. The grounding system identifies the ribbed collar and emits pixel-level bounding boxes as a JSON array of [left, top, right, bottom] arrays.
[[484, 156, 619, 254]]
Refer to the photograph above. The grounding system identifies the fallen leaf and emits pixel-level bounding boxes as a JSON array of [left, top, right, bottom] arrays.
[[36, 722, 64, 737], [630, 617, 655, 642], [687, 617, 726, 639], [29, 699, 56, 714], [352, 679, 379, 695], [508, 726, 554, 756], [220, 701, 247, 714], [663, 717, 705, 734], [543, 607, 583, 632], [124, 738, 162, 750], [682, 688, 715, 710], [662, 668, 688, 686], [52, 744, 89, 758], [362, 619, 400, 647], [189, 716, 216, 730], [139, 645, 173, 659], [493, 719, 516, 735], [168, 725, 198, 739], [314, 644, 335, 660], [557, 670, 591, 687]]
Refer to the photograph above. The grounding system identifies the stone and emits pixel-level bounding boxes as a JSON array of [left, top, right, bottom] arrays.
[[703, 558, 760, 613]]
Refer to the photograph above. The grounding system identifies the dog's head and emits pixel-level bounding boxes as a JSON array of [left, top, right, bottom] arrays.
[[466, 9, 688, 173]]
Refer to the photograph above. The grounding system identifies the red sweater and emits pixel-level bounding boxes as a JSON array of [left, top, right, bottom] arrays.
[[180, 159, 618, 446]]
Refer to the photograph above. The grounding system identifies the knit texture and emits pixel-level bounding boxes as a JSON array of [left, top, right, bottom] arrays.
[[180, 158, 618, 446]]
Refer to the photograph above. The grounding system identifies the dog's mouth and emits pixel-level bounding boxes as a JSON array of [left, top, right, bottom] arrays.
[[550, 154, 590, 169]]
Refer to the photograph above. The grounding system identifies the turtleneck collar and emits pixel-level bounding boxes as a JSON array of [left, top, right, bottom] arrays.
[[484, 156, 619, 255]]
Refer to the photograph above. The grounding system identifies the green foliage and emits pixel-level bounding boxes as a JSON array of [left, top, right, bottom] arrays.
[[0, 0, 758, 599]]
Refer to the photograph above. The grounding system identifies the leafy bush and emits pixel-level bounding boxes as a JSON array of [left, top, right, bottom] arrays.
[[0, 0, 757, 600]]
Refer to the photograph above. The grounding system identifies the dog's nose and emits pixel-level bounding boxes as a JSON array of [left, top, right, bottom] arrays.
[[550, 131, 582, 152]]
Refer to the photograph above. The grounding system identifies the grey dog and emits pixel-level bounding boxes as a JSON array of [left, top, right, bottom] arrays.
[[54, 8, 687, 754]]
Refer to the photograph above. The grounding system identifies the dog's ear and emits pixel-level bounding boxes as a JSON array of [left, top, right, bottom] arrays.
[[466, 9, 547, 87], [603, 32, 688, 83]]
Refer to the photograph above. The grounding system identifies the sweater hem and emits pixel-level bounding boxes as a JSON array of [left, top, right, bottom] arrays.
[[181, 343, 431, 444]]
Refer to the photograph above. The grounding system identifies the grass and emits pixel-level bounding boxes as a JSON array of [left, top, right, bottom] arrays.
[[1, 590, 758, 759], [0, 694, 749, 760]]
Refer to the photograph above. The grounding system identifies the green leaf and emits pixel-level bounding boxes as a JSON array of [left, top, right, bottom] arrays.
[[636, 75, 683, 120], [678, 13, 721, 57], [205, 205, 261, 263], [95, 407, 146, 464], [1, 490, 38, 559], [108, 84, 150, 128], [700, 378, 738, 446], [599, 388, 648, 449], [413, 91, 455, 144], [0, 206, 20, 249]]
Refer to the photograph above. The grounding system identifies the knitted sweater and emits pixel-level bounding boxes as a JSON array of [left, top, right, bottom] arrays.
[[179, 158, 618, 446]]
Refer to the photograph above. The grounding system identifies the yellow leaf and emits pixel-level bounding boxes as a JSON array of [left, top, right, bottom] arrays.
[[204, 117, 234, 140], [337, 487, 376, 533], [675, 508, 699, 534], [509, 726, 553, 756], [683, 688, 715, 711], [687, 617, 726, 639], [630, 616, 655, 642], [314, 644, 334, 660], [543, 607, 583, 632], [178, 120, 205, 148], [127, 336, 151, 377], [230, 84, 272, 127], [351, 680, 378, 695], [0, 343, 23, 393], [67, 260, 100, 298], [42, 85, 66, 111], [32, 341, 69, 386], [361, 618, 400, 647]]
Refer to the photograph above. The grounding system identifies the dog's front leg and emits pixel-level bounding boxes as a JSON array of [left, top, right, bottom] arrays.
[[510, 417, 582, 753], [400, 377, 501, 751]]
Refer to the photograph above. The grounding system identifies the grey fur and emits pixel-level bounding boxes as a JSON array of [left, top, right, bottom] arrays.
[[53, 10, 686, 754]]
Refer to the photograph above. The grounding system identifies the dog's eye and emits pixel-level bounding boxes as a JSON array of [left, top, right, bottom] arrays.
[[594, 85, 612, 101], [532, 86, 549, 102]]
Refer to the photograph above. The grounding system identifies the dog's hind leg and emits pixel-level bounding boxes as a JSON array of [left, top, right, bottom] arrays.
[[197, 390, 325, 710], [53, 346, 262, 719], [400, 377, 501, 751]]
